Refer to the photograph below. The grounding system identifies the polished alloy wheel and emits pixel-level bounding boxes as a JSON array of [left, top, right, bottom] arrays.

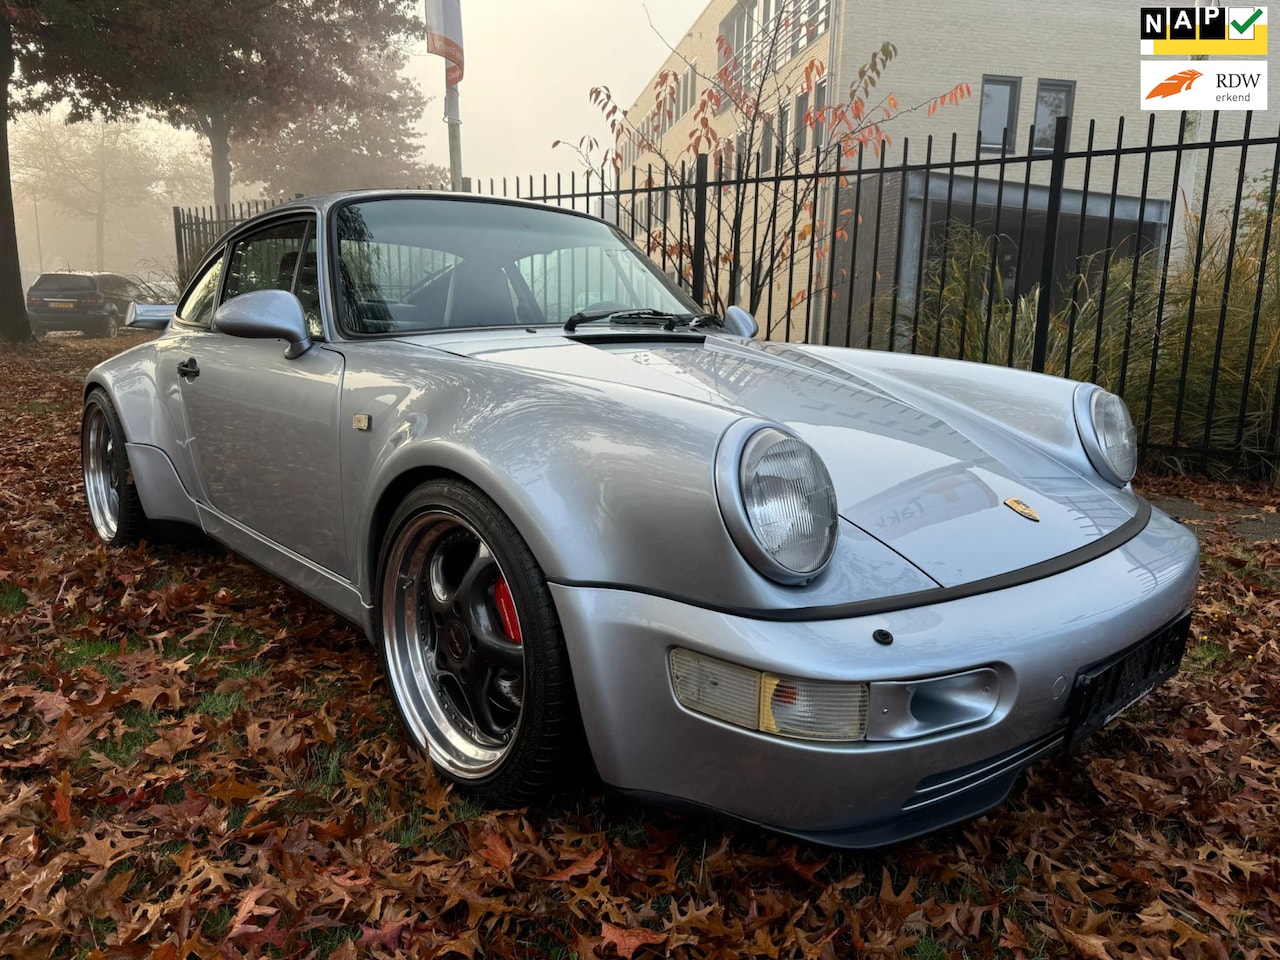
[[381, 508, 526, 779], [83, 404, 120, 541]]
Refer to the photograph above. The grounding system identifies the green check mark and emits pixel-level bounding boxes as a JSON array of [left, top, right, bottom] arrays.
[[1232, 8, 1263, 34]]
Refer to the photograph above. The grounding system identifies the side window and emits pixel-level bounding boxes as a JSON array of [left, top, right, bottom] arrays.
[[175, 254, 224, 328], [224, 220, 311, 302], [223, 219, 321, 339]]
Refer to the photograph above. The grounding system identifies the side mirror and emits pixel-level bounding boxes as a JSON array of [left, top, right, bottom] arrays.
[[213, 289, 311, 359], [724, 305, 759, 339], [126, 302, 176, 330]]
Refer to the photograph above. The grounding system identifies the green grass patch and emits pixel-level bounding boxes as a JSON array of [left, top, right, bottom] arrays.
[[220, 658, 268, 680], [908, 937, 949, 960], [298, 930, 354, 959], [200, 904, 234, 942], [1204, 546, 1280, 592], [97, 707, 162, 767], [226, 802, 249, 833], [998, 856, 1030, 896], [0, 583, 27, 614], [195, 690, 245, 719], [300, 925, 363, 960], [1185, 640, 1231, 674], [15, 400, 68, 414], [387, 802, 432, 849], [58, 633, 147, 687], [449, 796, 486, 823], [606, 812, 650, 847], [162, 620, 265, 664]]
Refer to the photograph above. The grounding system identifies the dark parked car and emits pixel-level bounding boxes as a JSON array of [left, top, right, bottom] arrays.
[[27, 272, 145, 339]]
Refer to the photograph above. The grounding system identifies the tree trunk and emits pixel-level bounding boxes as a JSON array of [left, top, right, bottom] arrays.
[[0, 12, 32, 343], [208, 113, 232, 209]]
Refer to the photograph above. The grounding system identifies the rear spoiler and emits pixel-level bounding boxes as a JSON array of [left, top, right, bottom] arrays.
[[126, 303, 176, 330]]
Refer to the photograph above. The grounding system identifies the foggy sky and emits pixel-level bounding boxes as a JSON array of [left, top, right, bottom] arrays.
[[406, 1, 698, 184]]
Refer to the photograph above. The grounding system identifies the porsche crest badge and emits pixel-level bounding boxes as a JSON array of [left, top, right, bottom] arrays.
[[1004, 498, 1040, 522]]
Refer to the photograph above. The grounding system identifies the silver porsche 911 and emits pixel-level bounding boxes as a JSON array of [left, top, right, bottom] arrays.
[[82, 191, 1199, 847]]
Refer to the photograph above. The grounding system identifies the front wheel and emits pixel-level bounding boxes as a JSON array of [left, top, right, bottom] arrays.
[[81, 390, 148, 545], [377, 479, 581, 805]]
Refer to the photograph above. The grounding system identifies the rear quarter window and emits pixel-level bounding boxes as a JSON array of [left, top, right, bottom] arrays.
[[31, 275, 95, 291]]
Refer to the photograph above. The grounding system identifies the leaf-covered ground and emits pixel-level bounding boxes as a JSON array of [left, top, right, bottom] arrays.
[[0, 336, 1277, 960]]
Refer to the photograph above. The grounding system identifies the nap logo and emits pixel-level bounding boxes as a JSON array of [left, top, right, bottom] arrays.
[[1141, 59, 1268, 109], [1140, 5, 1268, 54]]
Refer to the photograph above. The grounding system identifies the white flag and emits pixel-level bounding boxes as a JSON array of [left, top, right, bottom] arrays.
[[424, 0, 464, 86]]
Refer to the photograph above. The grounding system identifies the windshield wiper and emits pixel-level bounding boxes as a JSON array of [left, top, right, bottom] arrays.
[[564, 308, 724, 332]]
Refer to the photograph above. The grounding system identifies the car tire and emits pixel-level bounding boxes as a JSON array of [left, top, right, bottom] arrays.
[[30, 325, 45, 340], [91, 313, 119, 339], [81, 389, 149, 545], [377, 478, 582, 805]]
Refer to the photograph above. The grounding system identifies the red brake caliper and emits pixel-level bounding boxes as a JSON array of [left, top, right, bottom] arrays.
[[493, 578, 522, 645]]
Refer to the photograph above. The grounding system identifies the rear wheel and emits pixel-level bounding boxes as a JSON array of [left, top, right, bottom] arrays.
[[91, 313, 119, 339], [81, 390, 148, 545], [377, 479, 580, 804]]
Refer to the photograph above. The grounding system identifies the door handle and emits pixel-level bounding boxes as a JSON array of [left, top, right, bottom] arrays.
[[177, 357, 200, 379]]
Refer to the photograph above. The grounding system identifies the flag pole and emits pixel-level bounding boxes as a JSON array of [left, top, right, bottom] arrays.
[[424, 0, 465, 190], [445, 83, 463, 191]]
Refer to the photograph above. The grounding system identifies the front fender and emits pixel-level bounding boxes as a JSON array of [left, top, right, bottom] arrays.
[[801, 346, 1125, 494], [341, 345, 935, 614]]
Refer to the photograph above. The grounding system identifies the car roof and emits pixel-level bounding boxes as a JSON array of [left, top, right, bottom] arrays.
[[34, 271, 126, 279], [251, 189, 611, 226], [186, 189, 620, 279]]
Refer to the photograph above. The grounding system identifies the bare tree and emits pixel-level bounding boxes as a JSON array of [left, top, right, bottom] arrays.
[[558, 4, 970, 338], [9, 111, 208, 270]]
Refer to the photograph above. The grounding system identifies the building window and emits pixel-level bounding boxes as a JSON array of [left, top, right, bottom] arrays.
[[813, 78, 827, 153], [718, 2, 754, 113], [777, 103, 790, 165], [680, 63, 696, 116], [795, 91, 809, 154], [761, 117, 774, 172], [1033, 79, 1075, 151], [979, 75, 1021, 152]]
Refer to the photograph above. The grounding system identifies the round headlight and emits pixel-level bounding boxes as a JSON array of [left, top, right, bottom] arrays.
[[1076, 386, 1137, 486], [717, 422, 839, 584]]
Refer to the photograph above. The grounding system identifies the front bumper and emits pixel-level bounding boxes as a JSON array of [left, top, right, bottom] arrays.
[[551, 506, 1199, 847]]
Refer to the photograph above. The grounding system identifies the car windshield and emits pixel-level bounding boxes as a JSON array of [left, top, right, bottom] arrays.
[[334, 197, 699, 335], [32, 274, 95, 291]]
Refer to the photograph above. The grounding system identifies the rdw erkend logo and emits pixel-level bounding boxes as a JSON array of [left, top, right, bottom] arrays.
[[1145, 68, 1203, 99]]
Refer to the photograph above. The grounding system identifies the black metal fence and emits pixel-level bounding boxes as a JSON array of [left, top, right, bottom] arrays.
[[175, 111, 1280, 477], [173, 199, 287, 281]]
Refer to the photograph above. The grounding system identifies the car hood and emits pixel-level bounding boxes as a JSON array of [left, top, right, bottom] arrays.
[[422, 332, 1137, 588]]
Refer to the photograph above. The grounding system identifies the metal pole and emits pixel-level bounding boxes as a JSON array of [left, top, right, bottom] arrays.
[[1032, 116, 1070, 374], [692, 153, 709, 307], [445, 83, 463, 191], [172, 206, 184, 281]]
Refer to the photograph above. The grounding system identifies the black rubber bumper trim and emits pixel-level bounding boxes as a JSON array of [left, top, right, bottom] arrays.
[[548, 497, 1153, 623]]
